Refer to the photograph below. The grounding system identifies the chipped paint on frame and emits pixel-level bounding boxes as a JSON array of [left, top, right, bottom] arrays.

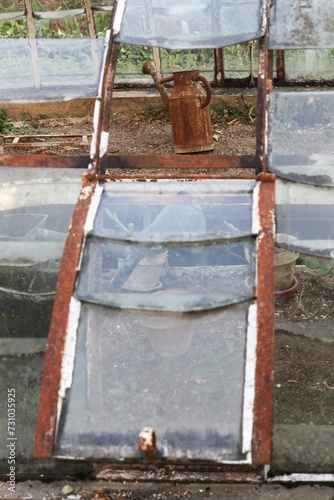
[[57, 297, 81, 430]]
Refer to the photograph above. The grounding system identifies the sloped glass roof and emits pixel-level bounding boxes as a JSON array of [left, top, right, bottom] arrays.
[[114, 0, 266, 49]]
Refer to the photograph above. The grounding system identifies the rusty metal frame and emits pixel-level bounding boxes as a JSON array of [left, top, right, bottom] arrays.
[[27, 0, 275, 466]]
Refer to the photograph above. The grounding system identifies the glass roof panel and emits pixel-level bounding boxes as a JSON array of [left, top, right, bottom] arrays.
[[0, 38, 104, 103], [55, 300, 254, 461], [268, 91, 334, 187], [114, 0, 265, 49], [276, 179, 334, 258], [75, 236, 256, 311], [94, 180, 256, 242], [269, 0, 334, 49], [75, 180, 257, 311]]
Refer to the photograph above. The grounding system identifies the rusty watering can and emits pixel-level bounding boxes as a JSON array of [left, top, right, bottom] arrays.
[[142, 60, 214, 154]]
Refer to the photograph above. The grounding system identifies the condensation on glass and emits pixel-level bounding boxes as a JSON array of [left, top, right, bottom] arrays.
[[54, 180, 259, 462], [269, 0, 334, 49], [0, 168, 82, 338], [114, 0, 265, 49], [268, 91, 334, 186], [0, 38, 104, 102]]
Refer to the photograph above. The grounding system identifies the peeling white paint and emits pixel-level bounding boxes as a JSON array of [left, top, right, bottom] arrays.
[[79, 184, 94, 200], [84, 185, 104, 236], [265, 467, 334, 484], [100, 131, 109, 158], [252, 182, 260, 235], [242, 303, 257, 455], [113, 0, 127, 36], [56, 297, 81, 431]]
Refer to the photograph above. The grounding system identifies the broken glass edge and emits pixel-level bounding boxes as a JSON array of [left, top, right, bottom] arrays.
[[268, 165, 334, 188]]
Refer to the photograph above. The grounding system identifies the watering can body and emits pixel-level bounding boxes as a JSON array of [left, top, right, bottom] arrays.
[[143, 62, 214, 153]]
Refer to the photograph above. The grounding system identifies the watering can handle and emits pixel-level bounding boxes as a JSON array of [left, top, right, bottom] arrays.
[[192, 75, 212, 109]]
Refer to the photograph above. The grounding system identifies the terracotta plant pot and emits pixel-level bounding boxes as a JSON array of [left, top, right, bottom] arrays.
[[117, 251, 167, 291], [275, 234, 299, 292], [137, 290, 194, 356]]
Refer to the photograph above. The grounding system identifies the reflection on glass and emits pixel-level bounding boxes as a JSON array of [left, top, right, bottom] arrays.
[[94, 180, 256, 241], [55, 301, 252, 461], [269, 0, 334, 49], [75, 237, 256, 310], [268, 91, 334, 186], [115, 0, 264, 49], [0, 38, 104, 102], [276, 179, 334, 258], [0, 169, 82, 338]]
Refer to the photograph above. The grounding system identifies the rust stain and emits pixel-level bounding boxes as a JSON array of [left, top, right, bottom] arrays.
[[0, 155, 90, 169], [34, 177, 97, 458], [252, 176, 276, 464]]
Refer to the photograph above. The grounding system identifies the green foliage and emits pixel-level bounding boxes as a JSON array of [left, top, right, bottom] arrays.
[[0, 21, 28, 38], [138, 105, 169, 123], [0, 109, 15, 133], [117, 45, 153, 74], [211, 102, 256, 125], [304, 256, 334, 277]]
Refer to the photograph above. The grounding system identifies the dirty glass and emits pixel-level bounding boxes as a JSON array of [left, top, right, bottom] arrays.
[[269, 0, 334, 49], [268, 91, 334, 187], [284, 49, 334, 82], [55, 300, 255, 461], [114, 0, 265, 49], [75, 180, 257, 310], [275, 179, 334, 258], [0, 168, 82, 339], [54, 179, 259, 461], [0, 38, 104, 102]]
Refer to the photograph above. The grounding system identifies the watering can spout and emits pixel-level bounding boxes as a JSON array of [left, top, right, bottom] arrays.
[[142, 60, 171, 112]]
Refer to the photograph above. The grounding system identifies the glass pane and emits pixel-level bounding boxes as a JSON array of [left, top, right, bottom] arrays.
[[75, 180, 257, 309], [269, 0, 334, 49], [160, 48, 215, 80], [285, 49, 334, 82], [268, 91, 334, 186], [94, 180, 256, 241], [55, 300, 253, 461], [0, 168, 82, 338], [276, 179, 334, 258], [115, 0, 265, 49], [34, 13, 89, 39], [75, 236, 256, 310], [224, 41, 258, 79], [0, 38, 104, 102], [34, 0, 84, 10]]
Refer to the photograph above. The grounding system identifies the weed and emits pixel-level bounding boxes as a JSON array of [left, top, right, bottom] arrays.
[[137, 105, 170, 123], [0, 109, 16, 133], [211, 102, 256, 125]]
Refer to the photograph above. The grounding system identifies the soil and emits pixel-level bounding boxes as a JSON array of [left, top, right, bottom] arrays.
[[2, 111, 334, 434]]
